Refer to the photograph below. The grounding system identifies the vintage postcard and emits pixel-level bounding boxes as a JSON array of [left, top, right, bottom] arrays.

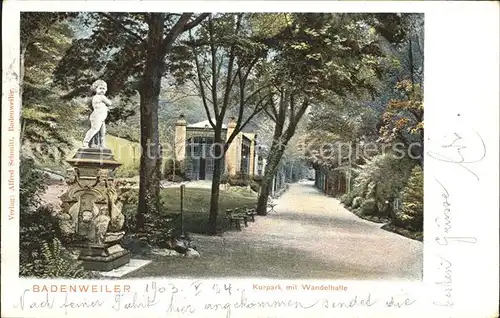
[[2, 1, 498, 317]]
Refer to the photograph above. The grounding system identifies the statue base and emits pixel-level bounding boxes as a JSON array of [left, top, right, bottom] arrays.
[[59, 147, 130, 272], [78, 244, 131, 272], [66, 147, 121, 169]]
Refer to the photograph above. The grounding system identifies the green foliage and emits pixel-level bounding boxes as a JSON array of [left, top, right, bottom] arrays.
[[340, 191, 357, 207], [115, 165, 140, 178], [228, 178, 250, 187], [163, 159, 187, 180], [302, 14, 424, 182], [249, 180, 260, 192], [393, 165, 423, 232], [20, 205, 58, 263], [123, 210, 137, 234], [20, 157, 47, 212], [264, 13, 401, 103], [21, 12, 77, 47], [220, 174, 229, 184], [252, 175, 263, 184], [55, 13, 207, 97], [19, 158, 58, 272], [21, 17, 86, 161], [352, 196, 363, 209], [360, 198, 378, 216], [221, 173, 263, 187], [143, 216, 178, 248], [19, 156, 93, 278], [227, 172, 251, 187], [379, 80, 423, 147], [353, 153, 416, 208], [20, 238, 91, 279], [119, 188, 139, 206]]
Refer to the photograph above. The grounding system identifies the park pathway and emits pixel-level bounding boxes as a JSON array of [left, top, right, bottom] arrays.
[[127, 181, 423, 280]]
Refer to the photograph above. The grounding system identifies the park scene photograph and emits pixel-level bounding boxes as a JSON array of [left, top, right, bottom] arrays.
[[19, 12, 424, 280]]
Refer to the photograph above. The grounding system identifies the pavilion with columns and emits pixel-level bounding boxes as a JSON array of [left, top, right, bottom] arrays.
[[174, 115, 264, 181]]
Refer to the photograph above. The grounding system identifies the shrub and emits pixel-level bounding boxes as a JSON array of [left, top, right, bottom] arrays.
[[140, 212, 179, 247], [352, 197, 363, 209], [393, 165, 423, 232], [252, 175, 263, 184], [20, 238, 91, 278], [353, 153, 416, 209], [166, 175, 187, 182], [19, 158, 59, 264], [361, 198, 379, 216], [19, 157, 94, 278], [228, 172, 250, 187], [119, 188, 139, 205], [235, 172, 249, 180], [121, 197, 179, 243], [115, 164, 139, 178], [20, 157, 47, 212], [220, 174, 229, 184], [228, 177, 250, 187], [378, 199, 394, 218], [20, 205, 58, 262], [340, 191, 356, 206], [163, 159, 186, 180], [249, 180, 260, 192], [123, 208, 137, 233]]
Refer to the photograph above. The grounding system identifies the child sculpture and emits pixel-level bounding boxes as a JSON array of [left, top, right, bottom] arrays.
[[83, 80, 112, 148]]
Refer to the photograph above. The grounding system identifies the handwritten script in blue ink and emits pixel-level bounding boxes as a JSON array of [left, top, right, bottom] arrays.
[[427, 131, 486, 181], [428, 127, 484, 308], [13, 281, 419, 317]]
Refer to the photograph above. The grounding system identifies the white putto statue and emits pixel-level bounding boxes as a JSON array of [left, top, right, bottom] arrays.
[[83, 79, 112, 148]]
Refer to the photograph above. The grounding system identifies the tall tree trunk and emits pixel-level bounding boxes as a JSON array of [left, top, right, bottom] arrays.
[[408, 37, 415, 89], [256, 146, 285, 215], [255, 106, 305, 215], [136, 14, 164, 231], [208, 158, 223, 234], [257, 178, 272, 215], [207, 133, 225, 235]]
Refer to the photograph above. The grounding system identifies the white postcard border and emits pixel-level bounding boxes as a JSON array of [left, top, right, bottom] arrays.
[[2, 1, 499, 318]]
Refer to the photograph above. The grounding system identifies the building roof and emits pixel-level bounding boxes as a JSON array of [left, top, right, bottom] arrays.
[[187, 119, 227, 129], [242, 132, 256, 141]]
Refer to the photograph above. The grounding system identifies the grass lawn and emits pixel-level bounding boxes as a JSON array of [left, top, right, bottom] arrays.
[[122, 187, 257, 234]]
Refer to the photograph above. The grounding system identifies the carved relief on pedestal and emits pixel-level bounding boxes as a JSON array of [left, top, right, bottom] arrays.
[[58, 166, 125, 247]]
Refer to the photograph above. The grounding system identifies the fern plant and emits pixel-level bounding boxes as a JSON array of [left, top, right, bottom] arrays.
[[20, 239, 90, 279]]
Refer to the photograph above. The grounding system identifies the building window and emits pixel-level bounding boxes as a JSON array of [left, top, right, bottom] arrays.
[[240, 137, 251, 175]]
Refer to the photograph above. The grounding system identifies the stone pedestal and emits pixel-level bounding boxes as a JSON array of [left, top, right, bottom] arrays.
[[58, 148, 130, 272], [77, 241, 130, 271]]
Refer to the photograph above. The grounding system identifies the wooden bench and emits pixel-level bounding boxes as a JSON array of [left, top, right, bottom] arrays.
[[225, 209, 248, 231], [245, 208, 257, 222], [234, 208, 249, 227]]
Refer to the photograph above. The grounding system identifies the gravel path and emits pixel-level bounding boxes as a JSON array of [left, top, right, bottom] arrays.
[[128, 181, 423, 280]]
